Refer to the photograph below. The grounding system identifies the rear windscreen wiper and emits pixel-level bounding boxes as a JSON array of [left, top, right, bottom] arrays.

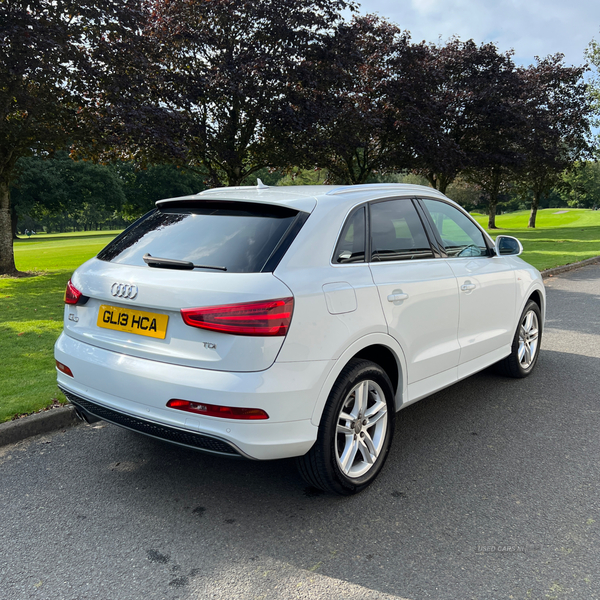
[[143, 253, 227, 271]]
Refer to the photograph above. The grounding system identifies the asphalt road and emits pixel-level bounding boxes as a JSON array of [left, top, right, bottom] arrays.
[[1, 265, 600, 600]]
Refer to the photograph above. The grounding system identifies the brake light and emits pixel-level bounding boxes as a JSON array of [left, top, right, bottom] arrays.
[[167, 399, 269, 420], [181, 297, 294, 336], [56, 360, 74, 377], [64, 280, 82, 305]]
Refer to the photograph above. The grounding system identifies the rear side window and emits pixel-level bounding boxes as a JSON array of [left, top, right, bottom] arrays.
[[333, 207, 366, 263], [97, 202, 303, 273], [370, 199, 433, 261]]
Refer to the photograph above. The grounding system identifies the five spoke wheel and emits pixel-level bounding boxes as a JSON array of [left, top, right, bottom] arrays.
[[518, 309, 539, 370], [296, 358, 395, 495], [496, 299, 542, 378], [335, 380, 388, 478]]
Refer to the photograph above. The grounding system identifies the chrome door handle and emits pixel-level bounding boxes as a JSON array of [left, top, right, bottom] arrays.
[[461, 282, 476, 291], [387, 292, 409, 302]]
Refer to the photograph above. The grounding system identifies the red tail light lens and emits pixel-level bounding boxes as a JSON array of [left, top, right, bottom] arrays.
[[56, 360, 74, 377], [64, 280, 82, 305], [167, 399, 269, 420], [181, 297, 294, 336]]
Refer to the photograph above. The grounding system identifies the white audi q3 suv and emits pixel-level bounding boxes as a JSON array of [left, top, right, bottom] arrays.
[[55, 183, 545, 494]]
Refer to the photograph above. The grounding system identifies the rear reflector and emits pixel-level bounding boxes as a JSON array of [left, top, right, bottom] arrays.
[[56, 360, 74, 377], [64, 280, 83, 305], [181, 297, 293, 336], [167, 399, 269, 420]]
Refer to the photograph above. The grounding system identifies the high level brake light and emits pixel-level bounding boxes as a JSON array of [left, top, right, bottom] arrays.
[[167, 399, 269, 420], [181, 297, 293, 336]]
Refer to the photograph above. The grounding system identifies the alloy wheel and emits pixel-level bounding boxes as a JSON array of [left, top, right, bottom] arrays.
[[518, 309, 539, 369], [335, 379, 388, 478]]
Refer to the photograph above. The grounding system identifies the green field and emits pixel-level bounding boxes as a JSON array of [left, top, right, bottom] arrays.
[[1, 208, 600, 423], [472, 209, 600, 271], [1, 231, 121, 423], [13, 230, 122, 272]]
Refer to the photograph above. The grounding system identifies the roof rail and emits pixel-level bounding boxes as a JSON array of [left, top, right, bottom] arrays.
[[326, 183, 441, 196]]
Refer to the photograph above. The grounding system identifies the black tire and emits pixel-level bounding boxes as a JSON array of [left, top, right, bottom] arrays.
[[496, 300, 542, 378], [296, 358, 395, 495]]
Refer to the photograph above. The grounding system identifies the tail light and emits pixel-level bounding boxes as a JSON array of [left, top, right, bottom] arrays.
[[167, 399, 269, 420], [181, 297, 293, 336], [64, 280, 88, 305]]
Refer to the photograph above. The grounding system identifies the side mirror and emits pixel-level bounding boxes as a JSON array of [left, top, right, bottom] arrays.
[[495, 235, 523, 256]]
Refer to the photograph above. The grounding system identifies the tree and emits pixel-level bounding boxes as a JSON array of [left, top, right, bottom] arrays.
[[114, 163, 208, 220], [0, 0, 147, 275], [413, 40, 519, 200], [585, 36, 600, 134], [460, 45, 524, 230], [289, 15, 427, 184], [559, 161, 600, 208], [411, 38, 471, 194], [135, 0, 354, 188], [415, 40, 523, 227], [515, 55, 592, 228], [11, 153, 128, 233]]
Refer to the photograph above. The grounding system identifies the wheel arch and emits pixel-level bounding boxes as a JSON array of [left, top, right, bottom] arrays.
[[310, 334, 407, 426], [528, 288, 543, 313], [522, 285, 546, 327]]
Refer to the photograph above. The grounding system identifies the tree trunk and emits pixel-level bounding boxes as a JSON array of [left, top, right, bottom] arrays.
[[11, 204, 18, 239], [488, 201, 497, 229], [487, 170, 501, 229], [426, 172, 438, 190], [0, 179, 18, 275], [226, 164, 244, 187], [528, 191, 540, 228], [426, 172, 453, 195]]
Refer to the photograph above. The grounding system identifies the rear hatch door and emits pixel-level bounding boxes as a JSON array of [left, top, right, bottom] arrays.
[[63, 200, 306, 372]]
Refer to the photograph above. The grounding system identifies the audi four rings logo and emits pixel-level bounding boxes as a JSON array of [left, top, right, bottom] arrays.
[[111, 283, 138, 299]]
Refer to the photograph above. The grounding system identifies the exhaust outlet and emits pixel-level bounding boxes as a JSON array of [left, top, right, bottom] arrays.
[[74, 406, 101, 425]]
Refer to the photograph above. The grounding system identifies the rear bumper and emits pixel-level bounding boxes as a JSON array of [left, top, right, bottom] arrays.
[[55, 333, 330, 460], [61, 387, 246, 457]]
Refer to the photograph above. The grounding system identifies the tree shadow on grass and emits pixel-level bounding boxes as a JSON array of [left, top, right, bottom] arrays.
[[0, 270, 70, 324]]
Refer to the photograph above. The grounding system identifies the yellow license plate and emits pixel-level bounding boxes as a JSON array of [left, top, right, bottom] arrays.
[[97, 305, 169, 339]]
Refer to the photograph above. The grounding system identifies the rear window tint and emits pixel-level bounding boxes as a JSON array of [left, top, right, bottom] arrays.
[[97, 202, 301, 273], [333, 207, 366, 263], [370, 199, 433, 261]]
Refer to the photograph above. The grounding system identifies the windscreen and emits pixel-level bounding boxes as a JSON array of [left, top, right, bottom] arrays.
[[97, 202, 300, 273]]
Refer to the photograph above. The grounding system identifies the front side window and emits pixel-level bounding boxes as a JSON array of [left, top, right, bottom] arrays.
[[421, 199, 488, 258], [370, 199, 433, 262]]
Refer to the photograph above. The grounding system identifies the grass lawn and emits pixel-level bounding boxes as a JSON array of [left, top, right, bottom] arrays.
[[472, 208, 600, 271], [0, 232, 120, 423], [1, 208, 600, 423]]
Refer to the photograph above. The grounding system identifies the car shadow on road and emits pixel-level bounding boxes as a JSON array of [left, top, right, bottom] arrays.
[[56, 346, 600, 600]]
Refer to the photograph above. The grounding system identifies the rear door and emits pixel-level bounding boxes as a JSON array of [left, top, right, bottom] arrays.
[[368, 198, 461, 386]]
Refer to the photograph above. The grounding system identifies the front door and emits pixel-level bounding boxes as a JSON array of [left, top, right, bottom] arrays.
[[419, 199, 517, 371]]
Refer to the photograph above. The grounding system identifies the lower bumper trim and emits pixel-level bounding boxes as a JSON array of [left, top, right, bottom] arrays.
[[59, 387, 244, 458]]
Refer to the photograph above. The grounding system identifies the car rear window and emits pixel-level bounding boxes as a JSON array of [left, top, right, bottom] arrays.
[[97, 201, 304, 273]]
